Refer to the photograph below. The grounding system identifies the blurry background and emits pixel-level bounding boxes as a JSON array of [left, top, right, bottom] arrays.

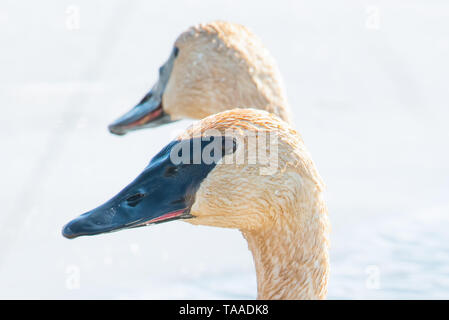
[[1, 0, 448, 299]]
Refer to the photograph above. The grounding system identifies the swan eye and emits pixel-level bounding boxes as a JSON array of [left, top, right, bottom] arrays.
[[126, 193, 145, 207], [173, 47, 179, 58], [164, 166, 179, 177], [223, 138, 237, 155]]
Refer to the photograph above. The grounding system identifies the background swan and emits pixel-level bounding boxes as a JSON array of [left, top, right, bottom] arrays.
[[108, 21, 291, 135], [64, 109, 330, 299]]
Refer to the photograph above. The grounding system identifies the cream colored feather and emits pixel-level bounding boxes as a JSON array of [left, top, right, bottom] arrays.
[[179, 109, 329, 299], [163, 21, 292, 123]]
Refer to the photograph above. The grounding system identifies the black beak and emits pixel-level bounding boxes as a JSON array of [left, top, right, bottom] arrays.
[[62, 136, 236, 239], [108, 91, 175, 135], [61, 160, 193, 238], [62, 139, 192, 239], [108, 47, 179, 135]]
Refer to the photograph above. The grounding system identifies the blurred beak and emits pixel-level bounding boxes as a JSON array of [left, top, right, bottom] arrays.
[[108, 47, 179, 135], [108, 90, 174, 135]]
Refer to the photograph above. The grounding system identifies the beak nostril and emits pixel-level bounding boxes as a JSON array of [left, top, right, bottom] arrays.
[[126, 193, 146, 207], [139, 92, 153, 105]]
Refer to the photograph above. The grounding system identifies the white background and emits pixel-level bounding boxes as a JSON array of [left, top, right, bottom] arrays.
[[0, 0, 448, 299]]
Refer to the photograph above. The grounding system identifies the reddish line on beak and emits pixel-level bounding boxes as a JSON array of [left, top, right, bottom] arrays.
[[123, 106, 163, 129], [135, 209, 186, 227]]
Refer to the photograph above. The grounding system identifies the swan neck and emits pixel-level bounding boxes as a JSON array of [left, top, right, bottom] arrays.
[[242, 199, 329, 300]]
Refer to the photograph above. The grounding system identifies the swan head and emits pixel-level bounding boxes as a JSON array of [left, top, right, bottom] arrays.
[[108, 21, 290, 135], [63, 109, 322, 238]]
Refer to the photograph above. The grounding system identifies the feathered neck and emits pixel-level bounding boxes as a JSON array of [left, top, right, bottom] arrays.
[[242, 188, 329, 300]]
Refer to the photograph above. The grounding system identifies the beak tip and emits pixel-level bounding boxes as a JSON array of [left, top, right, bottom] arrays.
[[62, 225, 74, 239], [62, 221, 80, 239], [108, 124, 127, 136]]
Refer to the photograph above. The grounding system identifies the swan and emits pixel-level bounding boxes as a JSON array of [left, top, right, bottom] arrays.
[[108, 21, 292, 135], [63, 109, 329, 300]]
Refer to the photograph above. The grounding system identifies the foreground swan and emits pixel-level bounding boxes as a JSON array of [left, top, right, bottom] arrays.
[[108, 21, 291, 135], [63, 109, 329, 299]]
